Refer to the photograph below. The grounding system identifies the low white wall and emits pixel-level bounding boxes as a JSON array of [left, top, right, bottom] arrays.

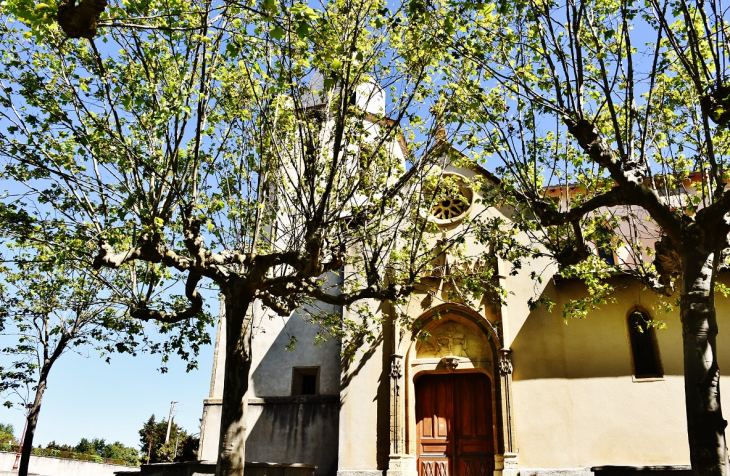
[[0, 451, 139, 476]]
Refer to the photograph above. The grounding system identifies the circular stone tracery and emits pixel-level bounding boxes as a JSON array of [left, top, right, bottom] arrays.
[[432, 196, 469, 220], [429, 175, 473, 223]]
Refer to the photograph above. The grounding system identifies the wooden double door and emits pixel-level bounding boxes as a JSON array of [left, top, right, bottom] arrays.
[[416, 373, 494, 476]]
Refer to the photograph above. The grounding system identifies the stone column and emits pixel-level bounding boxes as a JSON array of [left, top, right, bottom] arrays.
[[387, 353, 416, 476], [390, 354, 403, 455], [497, 348, 518, 476]]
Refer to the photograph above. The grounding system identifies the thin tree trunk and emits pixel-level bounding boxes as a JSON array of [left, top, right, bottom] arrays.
[[215, 289, 254, 476], [18, 362, 53, 476], [680, 246, 728, 476]]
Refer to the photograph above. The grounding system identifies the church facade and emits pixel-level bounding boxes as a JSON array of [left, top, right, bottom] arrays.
[[194, 94, 730, 476]]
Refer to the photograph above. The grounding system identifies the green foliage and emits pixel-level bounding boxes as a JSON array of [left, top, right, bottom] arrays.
[[0, 0, 507, 356], [0, 422, 16, 446], [74, 437, 96, 455], [560, 257, 618, 321], [0, 240, 152, 409], [0, 0, 459, 351], [72, 438, 89, 454], [45, 440, 74, 452], [102, 441, 141, 466], [139, 415, 197, 464], [0, 0, 518, 471], [431, 0, 730, 312], [431, 1, 730, 472], [41, 438, 140, 466], [0, 238, 190, 475]]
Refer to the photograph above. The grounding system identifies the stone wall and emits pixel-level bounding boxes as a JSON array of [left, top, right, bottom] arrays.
[[114, 461, 316, 476], [0, 451, 138, 476], [246, 396, 339, 476]]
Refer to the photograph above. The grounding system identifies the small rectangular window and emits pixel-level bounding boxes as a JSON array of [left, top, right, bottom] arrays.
[[292, 367, 319, 395]]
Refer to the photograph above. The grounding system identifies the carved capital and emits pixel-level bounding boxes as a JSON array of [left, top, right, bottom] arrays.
[[499, 348, 513, 375], [390, 354, 403, 380]]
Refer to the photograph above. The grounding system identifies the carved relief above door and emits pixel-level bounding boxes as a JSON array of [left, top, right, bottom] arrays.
[[416, 373, 494, 476], [416, 321, 490, 360]]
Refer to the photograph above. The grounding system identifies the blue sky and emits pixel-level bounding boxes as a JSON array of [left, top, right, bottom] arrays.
[[0, 322, 216, 450]]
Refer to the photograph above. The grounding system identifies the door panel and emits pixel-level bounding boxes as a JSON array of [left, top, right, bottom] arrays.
[[421, 459, 450, 476], [416, 374, 494, 476], [417, 375, 454, 456], [455, 374, 492, 460], [459, 458, 492, 476]]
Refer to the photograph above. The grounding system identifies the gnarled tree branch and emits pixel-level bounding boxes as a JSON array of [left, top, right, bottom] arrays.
[[564, 117, 684, 240], [130, 272, 204, 323]]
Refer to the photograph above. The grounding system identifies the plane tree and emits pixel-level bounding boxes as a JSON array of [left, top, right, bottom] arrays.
[[0, 237, 176, 476], [427, 0, 730, 474], [0, 0, 474, 474]]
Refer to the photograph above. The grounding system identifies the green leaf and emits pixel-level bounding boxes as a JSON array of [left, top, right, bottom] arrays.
[[270, 26, 285, 40], [296, 21, 310, 38], [261, 0, 276, 13]]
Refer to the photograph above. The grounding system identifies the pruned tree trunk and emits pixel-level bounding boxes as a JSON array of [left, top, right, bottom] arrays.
[[18, 362, 53, 476], [680, 244, 728, 476], [215, 288, 254, 476]]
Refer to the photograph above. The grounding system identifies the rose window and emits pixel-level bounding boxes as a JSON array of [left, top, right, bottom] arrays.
[[428, 175, 473, 223], [432, 196, 468, 220]]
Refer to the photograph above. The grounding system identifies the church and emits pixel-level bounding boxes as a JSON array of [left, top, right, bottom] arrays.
[[194, 84, 730, 476]]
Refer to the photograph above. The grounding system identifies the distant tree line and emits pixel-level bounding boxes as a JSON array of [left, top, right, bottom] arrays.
[[0, 416, 198, 466], [40, 438, 140, 466]]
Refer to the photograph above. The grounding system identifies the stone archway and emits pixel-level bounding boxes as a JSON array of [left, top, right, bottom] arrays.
[[386, 304, 516, 476]]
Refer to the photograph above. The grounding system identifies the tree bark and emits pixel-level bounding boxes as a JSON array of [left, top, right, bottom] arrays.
[[680, 244, 729, 476], [18, 361, 54, 476], [215, 287, 254, 476]]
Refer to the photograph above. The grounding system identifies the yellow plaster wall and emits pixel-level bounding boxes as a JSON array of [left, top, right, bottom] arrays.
[[509, 278, 730, 468]]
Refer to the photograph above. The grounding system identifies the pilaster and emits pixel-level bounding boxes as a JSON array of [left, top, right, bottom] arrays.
[[387, 352, 416, 476], [496, 348, 517, 476]]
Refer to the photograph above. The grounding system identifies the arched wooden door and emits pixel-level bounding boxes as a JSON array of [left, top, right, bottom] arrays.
[[416, 373, 493, 476]]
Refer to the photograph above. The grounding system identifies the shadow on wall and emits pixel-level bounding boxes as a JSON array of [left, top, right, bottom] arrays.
[[508, 279, 701, 381], [339, 331, 384, 395], [248, 304, 342, 476], [246, 398, 339, 476], [338, 299, 392, 471], [251, 310, 341, 396], [377, 309, 393, 470], [247, 296, 393, 475]]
